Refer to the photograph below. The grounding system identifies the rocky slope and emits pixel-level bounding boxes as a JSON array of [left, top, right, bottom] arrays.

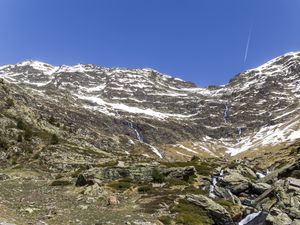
[[0, 52, 299, 224]]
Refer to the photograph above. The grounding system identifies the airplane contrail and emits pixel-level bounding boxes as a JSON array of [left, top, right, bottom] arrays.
[[244, 25, 253, 63]]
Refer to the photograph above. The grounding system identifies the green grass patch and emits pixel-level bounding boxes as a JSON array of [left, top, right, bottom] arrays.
[[174, 199, 213, 225]]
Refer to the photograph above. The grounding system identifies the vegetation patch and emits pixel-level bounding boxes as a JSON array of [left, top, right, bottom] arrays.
[[174, 199, 213, 225]]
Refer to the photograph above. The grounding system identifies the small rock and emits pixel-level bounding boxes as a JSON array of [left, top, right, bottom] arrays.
[[107, 196, 119, 205]]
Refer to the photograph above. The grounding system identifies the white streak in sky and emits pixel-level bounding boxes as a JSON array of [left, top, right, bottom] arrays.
[[244, 25, 253, 63]]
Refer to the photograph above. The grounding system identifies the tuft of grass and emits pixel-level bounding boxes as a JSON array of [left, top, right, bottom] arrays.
[[158, 215, 172, 225]]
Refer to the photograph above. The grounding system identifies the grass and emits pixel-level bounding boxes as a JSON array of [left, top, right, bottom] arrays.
[[174, 199, 213, 225]]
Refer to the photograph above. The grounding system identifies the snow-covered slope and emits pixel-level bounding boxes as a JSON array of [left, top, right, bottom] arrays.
[[1, 52, 300, 158]]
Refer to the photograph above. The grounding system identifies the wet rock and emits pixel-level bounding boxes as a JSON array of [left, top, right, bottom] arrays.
[[185, 194, 234, 225], [266, 207, 292, 225]]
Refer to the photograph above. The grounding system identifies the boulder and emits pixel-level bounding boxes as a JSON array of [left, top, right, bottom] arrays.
[[292, 219, 300, 225], [289, 207, 300, 220], [75, 174, 94, 187], [266, 207, 293, 225], [163, 166, 196, 181], [185, 194, 234, 225], [221, 170, 250, 194], [251, 182, 272, 194]]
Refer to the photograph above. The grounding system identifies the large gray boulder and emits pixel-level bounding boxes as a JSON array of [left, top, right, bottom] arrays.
[[221, 170, 250, 194], [185, 194, 234, 225], [266, 207, 293, 225]]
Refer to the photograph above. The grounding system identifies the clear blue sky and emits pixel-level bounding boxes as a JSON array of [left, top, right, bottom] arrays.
[[0, 0, 299, 86]]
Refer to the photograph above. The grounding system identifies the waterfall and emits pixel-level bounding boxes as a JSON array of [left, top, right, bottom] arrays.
[[209, 169, 224, 198], [127, 122, 144, 142], [237, 127, 242, 141], [238, 211, 268, 225], [224, 104, 229, 123]]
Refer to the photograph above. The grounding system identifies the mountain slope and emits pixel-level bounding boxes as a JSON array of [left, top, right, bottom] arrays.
[[1, 52, 300, 159]]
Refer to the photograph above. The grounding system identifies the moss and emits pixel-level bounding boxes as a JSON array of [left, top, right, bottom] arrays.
[[216, 199, 234, 208], [158, 215, 172, 225], [182, 186, 209, 196], [109, 180, 132, 191], [174, 199, 213, 225]]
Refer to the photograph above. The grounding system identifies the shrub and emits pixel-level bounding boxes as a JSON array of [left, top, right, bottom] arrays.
[[0, 137, 9, 150], [6, 98, 14, 108], [24, 128, 33, 141], [17, 134, 23, 142], [16, 119, 25, 130], [50, 134, 59, 145], [152, 168, 165, 183], [109, 180, 132, 191]]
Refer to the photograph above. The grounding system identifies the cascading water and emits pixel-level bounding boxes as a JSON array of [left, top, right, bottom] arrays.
[[209, 169, 224, 198], [238, 211, 268, 225], [127, 122, 144, 142], [237, 127, 242, 141], [224, 104, 229, 123]]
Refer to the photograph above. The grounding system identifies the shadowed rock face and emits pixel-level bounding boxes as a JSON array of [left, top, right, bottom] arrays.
[[1, 52, 300, 158]]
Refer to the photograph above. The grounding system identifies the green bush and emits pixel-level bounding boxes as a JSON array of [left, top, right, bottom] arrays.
[[16, 119, 26, 130], [0, 137, 9, 150], [50, 134, 59, 145], [24, 128, 33, 141], [152, 168, 165, 183], [17, 134, 23, 142], [6, 98, 14, 108]]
